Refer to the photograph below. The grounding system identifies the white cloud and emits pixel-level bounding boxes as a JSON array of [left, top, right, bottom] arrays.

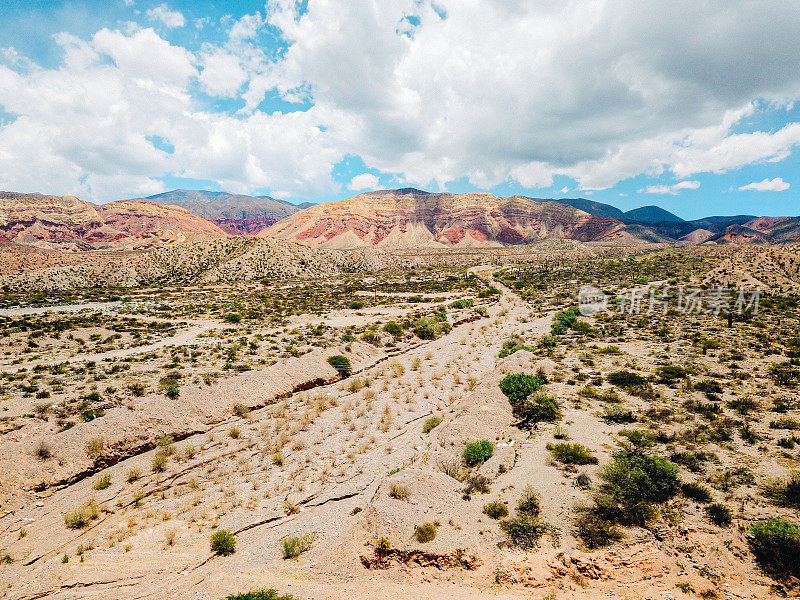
[[199, 49, 247, 97], [3, 1, 800, 201], [739, 177, 790, 192], [146, 4, 185, 29], [643, 180, 701, 195], [349, 173, 380, 190]]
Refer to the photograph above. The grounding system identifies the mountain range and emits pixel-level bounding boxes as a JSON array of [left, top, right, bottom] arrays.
[[0, 187, 797, 250]]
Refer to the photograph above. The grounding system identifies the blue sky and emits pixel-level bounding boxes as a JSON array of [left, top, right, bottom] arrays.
[[1, 1, 800, 220]]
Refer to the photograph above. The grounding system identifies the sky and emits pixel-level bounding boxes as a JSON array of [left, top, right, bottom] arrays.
[[1, 1, 800, 220]]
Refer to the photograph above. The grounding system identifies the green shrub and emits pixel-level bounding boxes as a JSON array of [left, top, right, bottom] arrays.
[[225, 589, 296, 600], [210, 529, 236, 555], [596, 451, 679, 525], [223, 313, 242, 324], [422, 415, 442, 434], [483, 501, 509, 519], [450, 298, 474, 309], [749, 518, 800, 579], [498, 344, 537, 358], [656, 365, 688, 383], [682, 482, 712, 503], [165, 384, 180, 399], [414, 522, 437, 543], [607, 370, 646, 388], [463, 440, 494, 466], [548, 443, 598, 465], [500, 513, 547, 549], [411, 317, 450, 340], [382, 321, 403, 336], [327, 355, 352, 377], [348, 301, 365, 310], [706, 503, 732, 527], [281, 533, 316, 559], [499, 373, 543, 404], [575, 512, 623, 549]]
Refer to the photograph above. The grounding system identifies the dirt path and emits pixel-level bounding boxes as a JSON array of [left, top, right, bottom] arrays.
[[1, 281, 566, 600]]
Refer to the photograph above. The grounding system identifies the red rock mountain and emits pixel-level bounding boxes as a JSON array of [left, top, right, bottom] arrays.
[[260, 188, 645, 248], [0, 192, 225, 249]]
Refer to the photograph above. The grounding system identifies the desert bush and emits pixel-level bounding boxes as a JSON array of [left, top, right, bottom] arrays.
[[682, 482, 712, 503], [210, 529, 236, 555], [414, 522, 437, 543], [693, 379, 722, 394], [462, 473, 492, 496], [450, 298, 474, 309], [500, 513, 547, 549], [706, 503, 732, 527], [656, 365, 688, 383], [282, 533, 315, 559], [92, 473, 111, 491], [327, 355, 352, 377], [85, 438, 104, 459], [382, 321, 403, 336], [548, 443, 598, 465], [128, 382, 146, 396], [517, 485, 541, 516], [483, 500, 509, 519], [575, 511, 623, 549], [233, 403, 250, 418], [165, 384, 180, 399], [595, 451, 679, 525], [499, 373, 543, 404], [64, 500, 99, 529], [225, 590, 296, 600], [769, 472, 800, 508], [411, 317, 450, 340], [348, 301, 365, 310], [35, 440, 52, 460], [389, 483, 410, 500], [602, 405, 635, 423], [463, 440, 494, 466], [223, 313, 242, 324], [422, 415, 442, 433], [152, 451, 168, 472], [727, 396, 758, 414], [598, 345, 623, 355], [749, 518, 800, 579], [607, 370, 646, 388], [512, 392, 560, 427], [126, 467, 141, 482], [770, 417, 800, 430]]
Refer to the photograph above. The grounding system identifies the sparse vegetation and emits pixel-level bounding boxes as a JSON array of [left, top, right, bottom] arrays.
[[210, 529, 236, 555]]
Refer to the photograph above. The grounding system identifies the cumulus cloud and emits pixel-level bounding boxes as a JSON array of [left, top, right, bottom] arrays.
[[146, 4, 185, 28], [348, 173, 380, 190], [3, 1, 800, 201], [739, 177, 790, 192], [643, 181, 701, 195]]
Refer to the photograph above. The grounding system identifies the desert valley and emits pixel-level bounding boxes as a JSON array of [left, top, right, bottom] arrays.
[[0, 188, 798, 600]]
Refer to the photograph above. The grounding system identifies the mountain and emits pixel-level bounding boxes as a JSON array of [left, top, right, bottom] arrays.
[[145, 189, 303, 235], [623, 205, 684, 223], [259, 188, 657, 248], [526, 197, 626, 220], [0, 192, 225, 249]]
